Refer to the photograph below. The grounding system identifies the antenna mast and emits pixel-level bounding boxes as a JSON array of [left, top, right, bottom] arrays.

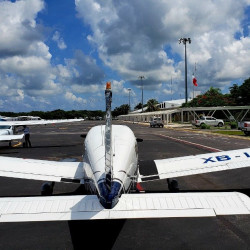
[[105, 82, 112, 191]]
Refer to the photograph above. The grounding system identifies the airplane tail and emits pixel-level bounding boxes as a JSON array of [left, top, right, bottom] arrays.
[[105, 82, 113, 191]]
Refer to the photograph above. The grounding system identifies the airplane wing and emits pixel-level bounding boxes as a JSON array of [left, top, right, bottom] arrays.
[[0, 134, 24, 142], [0, 192, 249, 222], [139, 148, 250, 182], [0, 156, 84, 183], [0, 118, 84, 126]]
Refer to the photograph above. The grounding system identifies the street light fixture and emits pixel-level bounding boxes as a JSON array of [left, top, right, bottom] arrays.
[[127, 88, 131, 111], [179, 37, 191, 104], [138, 76, 145, 112]]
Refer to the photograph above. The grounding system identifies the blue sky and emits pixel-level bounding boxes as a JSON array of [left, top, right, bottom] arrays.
[[0, 0, 250, 112]]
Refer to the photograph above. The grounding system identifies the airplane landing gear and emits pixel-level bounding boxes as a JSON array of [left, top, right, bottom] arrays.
[[41, 182, 55, 195], [167, 179, 179, 192]]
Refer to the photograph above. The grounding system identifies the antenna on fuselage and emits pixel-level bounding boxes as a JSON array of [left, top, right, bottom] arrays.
[[105, 82, 112, 191]]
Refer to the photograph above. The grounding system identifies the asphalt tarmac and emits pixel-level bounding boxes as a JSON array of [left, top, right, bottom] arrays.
[[0, 120, 250, 250]]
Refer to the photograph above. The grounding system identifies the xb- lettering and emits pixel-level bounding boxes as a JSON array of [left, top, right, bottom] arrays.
[[203, 155, 231, 164]]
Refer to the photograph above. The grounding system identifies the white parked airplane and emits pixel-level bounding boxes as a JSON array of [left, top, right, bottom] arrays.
[[0, 118, 84, 145], [0, 115, 42, 121], [0, 82, 249, 222]]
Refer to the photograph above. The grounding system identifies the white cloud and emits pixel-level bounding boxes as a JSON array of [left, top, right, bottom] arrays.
[[52, 31, 67, 50], [162, 89, 172, 95], [55, 50, 105, 85], [64, 91, 87, 104], [0, 0, 59, 101], [71, 84, 101, 93], [76, 0, 250, 94], [0, 0, 73, 111], [0, 0, 249, 111], [0, 0, 44, 57]]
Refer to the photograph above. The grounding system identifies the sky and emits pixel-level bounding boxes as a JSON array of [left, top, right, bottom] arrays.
[[0, 0, 250, 112]]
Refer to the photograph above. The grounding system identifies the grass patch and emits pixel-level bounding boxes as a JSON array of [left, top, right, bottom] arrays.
[[210, 130, 245, 136]]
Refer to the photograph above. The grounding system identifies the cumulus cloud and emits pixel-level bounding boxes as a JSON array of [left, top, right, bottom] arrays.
[[76, 0, 250, 95], [1, 0, 250, 111], [71, 84, 100, 93], [52, 31, 67, 50], [55, 50, 105, 89], [0, 0, 61, 104], [0, 0, 44, 58], [64, 91, 87, 104], [0, 0, 107, 111]]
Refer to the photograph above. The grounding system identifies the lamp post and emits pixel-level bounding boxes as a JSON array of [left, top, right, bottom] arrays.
[[128, 88, 131, 111], [139, 76, 145, 112], [179, 37, 191, 104]]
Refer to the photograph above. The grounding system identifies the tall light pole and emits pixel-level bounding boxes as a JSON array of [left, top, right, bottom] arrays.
[[179, 37, 191, 104], [128, 88, 131, 111], [139, 76, 145, 112]]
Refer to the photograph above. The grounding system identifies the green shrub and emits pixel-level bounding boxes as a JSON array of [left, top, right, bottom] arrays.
[[230, 122, 237, 129], [200, 123, 210, 129]]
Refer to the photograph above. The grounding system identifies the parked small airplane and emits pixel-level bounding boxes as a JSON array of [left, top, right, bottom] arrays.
[[0, 115, 42, 121], [0, 118, 84, 145], [0, 82, 249, 222]]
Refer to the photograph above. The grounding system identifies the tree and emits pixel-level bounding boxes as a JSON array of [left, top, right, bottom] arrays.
[[134, 103, 147, 110], [146, 99, 159, 112], [229, 84, 239, 99], [238, 77, 250, 105], [112, 104, 130, 117], [134, 103, 142, 110], [183, 87, 234, 107]]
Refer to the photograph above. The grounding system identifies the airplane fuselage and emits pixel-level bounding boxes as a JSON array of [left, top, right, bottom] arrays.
[[0, 125, 14, 135], [83, 125, 139, 208]]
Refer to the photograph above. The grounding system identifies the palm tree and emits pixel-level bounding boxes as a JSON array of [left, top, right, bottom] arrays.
[[146, 99, 159, 112]]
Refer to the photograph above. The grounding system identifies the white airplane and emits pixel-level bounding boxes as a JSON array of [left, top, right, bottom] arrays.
[[0, 115, 42, 121], [0, 124, 24, 146], [0, 118, 84, 145], [0, 82, 249, 222]]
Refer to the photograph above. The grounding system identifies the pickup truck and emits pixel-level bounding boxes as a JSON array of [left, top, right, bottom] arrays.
[[150, 117, 164, 128], [194, 116, 224, 127], [238, 121, 250, 135]]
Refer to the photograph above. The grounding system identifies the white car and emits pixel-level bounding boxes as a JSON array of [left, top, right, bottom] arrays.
[[194, 116, 224, 127], [150, 117, 164, 128]]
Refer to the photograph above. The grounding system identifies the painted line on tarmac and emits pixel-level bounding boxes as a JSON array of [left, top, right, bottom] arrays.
[[158, 134, 222, 152]]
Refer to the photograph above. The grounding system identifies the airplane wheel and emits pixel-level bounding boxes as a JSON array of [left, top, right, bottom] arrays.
[[167, 179, 179, 192], [41, 182, 55, 195]]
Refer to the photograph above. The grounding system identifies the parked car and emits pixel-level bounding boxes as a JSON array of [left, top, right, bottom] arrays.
[[238, 121, 250, 136], [194, 116, 224, 127], [150, 117, 164, 128]]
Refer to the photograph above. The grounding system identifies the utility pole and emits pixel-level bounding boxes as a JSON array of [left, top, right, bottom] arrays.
[[138, 76, 145, 112], [171, 76, 173, 100], [179, 37, 191, 104], [128, 88, 131, 111]]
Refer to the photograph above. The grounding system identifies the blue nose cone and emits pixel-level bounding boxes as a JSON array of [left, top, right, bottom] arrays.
[[98, 181, 122, 209]]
